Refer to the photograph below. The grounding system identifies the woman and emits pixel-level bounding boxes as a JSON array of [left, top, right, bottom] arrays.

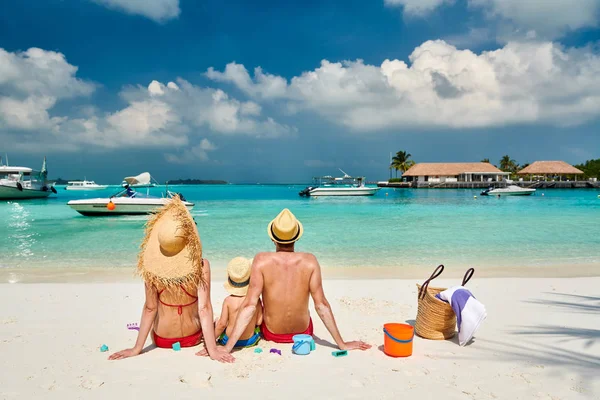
[[109, 197, 234, 363]]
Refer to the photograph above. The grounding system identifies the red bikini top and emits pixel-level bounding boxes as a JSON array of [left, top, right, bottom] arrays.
[[158, 285, 198, 315]]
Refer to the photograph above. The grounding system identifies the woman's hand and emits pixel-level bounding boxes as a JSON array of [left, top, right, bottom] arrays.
[[108, 347, 142, 360], [195, 345, 235, 363]]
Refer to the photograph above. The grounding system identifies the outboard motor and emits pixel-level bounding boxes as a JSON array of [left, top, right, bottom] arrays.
[[16, 182, 23, 191], [299, 187, 314, 197], [51, 186, 57, 194]]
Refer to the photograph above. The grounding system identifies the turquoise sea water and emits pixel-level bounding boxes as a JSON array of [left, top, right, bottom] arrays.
[[1, 185, 599, 270]]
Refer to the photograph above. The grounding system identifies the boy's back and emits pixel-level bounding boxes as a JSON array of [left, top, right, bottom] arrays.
[[220, 295, 262, 340]]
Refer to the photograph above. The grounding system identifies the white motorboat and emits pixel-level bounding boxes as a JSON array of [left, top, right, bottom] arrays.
[[67, 186, 194, 216], [481, 185, 536, 196], [65, 180, 108, 191], [0, 157, 57, 200], [299, 169, 380, 197], [122, 172, 157, 188]]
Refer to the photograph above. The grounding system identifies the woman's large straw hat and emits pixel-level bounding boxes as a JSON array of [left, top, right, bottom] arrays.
[[267, 208, 303, 244], [137, 196, 204, 288], [223, 257, 252, 296]]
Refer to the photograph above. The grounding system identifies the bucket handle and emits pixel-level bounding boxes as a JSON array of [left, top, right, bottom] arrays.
[[292, 340, 307, 352], [383, 328, 414, 344], [418, 264, 444, 300], [462, 268, 475, 286]]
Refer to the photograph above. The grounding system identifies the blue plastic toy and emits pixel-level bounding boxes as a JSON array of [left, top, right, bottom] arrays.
[[254, 348, 263, 354], [100, 344, 109, 352], [331, 350, 348, 357], [172, 342, 181, 351]]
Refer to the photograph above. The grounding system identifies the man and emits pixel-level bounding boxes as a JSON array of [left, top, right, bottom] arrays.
[[222, 208, 371, 354]]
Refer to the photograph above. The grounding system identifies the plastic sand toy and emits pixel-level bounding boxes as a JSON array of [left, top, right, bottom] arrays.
[[331, 350, 347, 357], [254, 348, 263, 354], [100, 344, 109, 352], [269, 348, 281, 355], [172, 342, 181, 351]]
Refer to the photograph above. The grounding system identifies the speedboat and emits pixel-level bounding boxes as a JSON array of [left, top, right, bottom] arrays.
[[0, 157, 57, 200], [299, 169, 380, 197], [67, 186, 194, 216], [121, 172, 157, 188], [65, 180, 108, 191], [481, 185, 536, 196]]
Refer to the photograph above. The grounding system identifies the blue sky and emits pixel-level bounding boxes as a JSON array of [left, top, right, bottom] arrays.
[[1, 0, 599, 183]]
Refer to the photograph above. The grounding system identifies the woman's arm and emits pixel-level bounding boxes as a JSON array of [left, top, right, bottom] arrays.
[[214, 300, 229, 338], [109, 283, 158, 360], [196, 259, 235, 363]]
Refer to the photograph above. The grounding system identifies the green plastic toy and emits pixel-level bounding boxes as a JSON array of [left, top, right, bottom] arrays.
[[331, 350, 347, 357]]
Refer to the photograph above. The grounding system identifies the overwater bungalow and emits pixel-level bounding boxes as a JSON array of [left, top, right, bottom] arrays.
[[517, 161, 584, 181], [401, 162, 508, 183]]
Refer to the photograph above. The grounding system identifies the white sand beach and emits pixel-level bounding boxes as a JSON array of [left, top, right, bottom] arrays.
[[1, 276, 599, 400]]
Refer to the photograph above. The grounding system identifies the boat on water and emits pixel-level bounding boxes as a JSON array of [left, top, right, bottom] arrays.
[[481, 185, 536, 196], [299, 169, 380, 197], [67, 186, 193, 216], [65, 180, 108, 191], [0, 156, 57, 200], [122, 172, 157, 188]]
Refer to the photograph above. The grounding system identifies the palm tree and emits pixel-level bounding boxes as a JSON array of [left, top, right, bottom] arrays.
[[499, 155, 518, 172], [481, 158, 490, 163], [391, 151, 414, 178]]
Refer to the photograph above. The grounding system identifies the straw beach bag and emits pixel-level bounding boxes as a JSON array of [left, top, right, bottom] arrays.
[[415, 265, 474, 340]]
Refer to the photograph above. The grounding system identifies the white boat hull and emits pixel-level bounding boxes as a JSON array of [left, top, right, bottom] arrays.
[[0, 184, 52, 200], [67, 197, 194, 216], [66, 186, 108, 191], [308, 187, 380, 196], [484, 186, 536, 196]]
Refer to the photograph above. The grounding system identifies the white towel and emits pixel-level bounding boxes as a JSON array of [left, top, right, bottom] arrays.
[[438, 286, 487, 346]]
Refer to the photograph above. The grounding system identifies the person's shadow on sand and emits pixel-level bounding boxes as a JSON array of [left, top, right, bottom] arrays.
[[313, 335, 337, 349]]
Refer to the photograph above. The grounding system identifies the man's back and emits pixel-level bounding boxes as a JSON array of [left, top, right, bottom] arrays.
[[256, 251, 316, 334]]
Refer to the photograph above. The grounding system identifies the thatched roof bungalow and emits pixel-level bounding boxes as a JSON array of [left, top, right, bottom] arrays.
[[402, 162, 508, 183], [517, 161, 583, 176]]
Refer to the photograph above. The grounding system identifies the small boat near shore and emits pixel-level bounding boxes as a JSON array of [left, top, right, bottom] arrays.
[[67, 186, 193, 216], [299, 170, 380, 197], [0, 157, 57, 200], [65, 180, 108, 191], [481, 185, 536, 196]]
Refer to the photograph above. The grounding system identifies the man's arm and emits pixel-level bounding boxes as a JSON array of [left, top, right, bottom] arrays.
[[223, 256, 264, 353], [309, 256, 371, 351]]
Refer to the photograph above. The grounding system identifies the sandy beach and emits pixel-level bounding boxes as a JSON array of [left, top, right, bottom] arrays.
[[1, 275, 598, 399]]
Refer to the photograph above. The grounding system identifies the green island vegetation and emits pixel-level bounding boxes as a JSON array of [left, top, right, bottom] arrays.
[[575, 159, 600, 179]]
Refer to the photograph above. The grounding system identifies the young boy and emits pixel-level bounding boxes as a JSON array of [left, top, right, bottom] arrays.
[[215, 257, 263, 348]]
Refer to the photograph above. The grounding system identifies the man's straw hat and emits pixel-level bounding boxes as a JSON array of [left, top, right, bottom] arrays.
[[223, 257, 252, 296], [267, 208, 303, 244], [137, 196, 204, 288]]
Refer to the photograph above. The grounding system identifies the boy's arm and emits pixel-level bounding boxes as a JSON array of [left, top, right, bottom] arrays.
[[256, 298, 263, 326], [223, 256, 264, 353], [214, 300, 229, 338]]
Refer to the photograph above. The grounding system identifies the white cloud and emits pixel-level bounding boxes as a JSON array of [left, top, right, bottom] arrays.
[[165, 139, 217, 164], [386, 0, 600, 39], [0, 48, 95, 132], [470, 0, 600, 39], [384, 0, 454, 16], [208, 40, 600, 130], [0, 48, 294, 154], [93, 0, 180, 23], [206, 63, 288, 99]]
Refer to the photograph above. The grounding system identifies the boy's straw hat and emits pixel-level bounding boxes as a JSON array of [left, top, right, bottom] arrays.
[[224, 257, 252, 296], [267, 208, 303, 244], [137, 196, 204, 289]]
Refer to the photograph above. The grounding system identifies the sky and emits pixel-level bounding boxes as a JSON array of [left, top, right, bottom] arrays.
[[1, 0, 600, 183]]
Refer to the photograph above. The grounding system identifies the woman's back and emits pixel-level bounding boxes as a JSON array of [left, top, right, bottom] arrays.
[[154, 281, 201, 338]]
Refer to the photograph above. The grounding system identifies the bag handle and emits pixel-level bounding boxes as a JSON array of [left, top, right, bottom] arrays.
[[418, 264, 444, 300], [462, 268, 474, 286]]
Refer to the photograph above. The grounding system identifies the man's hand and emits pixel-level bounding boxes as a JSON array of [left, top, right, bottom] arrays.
[[108, 347, 142, 360], [339, 340, 371, 351]]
